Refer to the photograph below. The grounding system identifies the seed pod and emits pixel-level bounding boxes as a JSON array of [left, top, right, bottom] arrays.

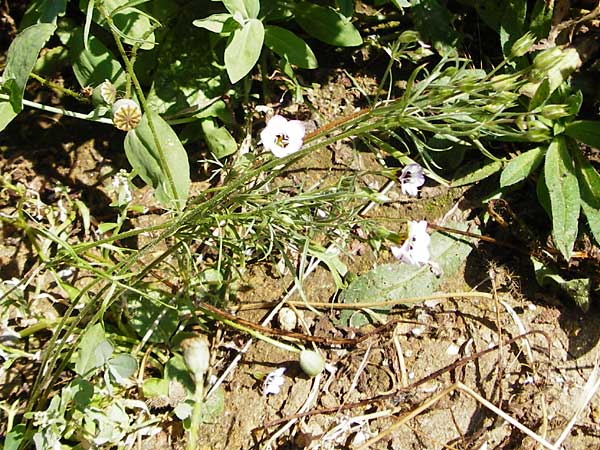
[[112, 98, 142, 131], [92, 79, 117, 106], [181, 335, 210, 386], [299, 349, 325, 377]]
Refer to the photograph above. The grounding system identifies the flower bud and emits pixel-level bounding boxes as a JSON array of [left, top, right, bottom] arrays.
[[532, 47, 564, 72], [397, 30, 420, 44], [490, 73, 520, 92], [524, 128, 551, 142], [92, 79, 117, 106], [510, 32, 536, 58], [541, 104, 570, 120], [181, 335, 210, 386], [299, 350, 325, 377], [112, 98, 142, 131]]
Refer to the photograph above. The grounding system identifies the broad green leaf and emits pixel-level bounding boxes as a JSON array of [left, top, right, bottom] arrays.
[[337, 0, 354, 17], [193, 13, 233, 33], [4, 424, 26, 450], [529, 0, 553, 38], [165, 354, 195, 395], [68, 28, 127, 89], [500, 147, 545, 187], [125, 290, 180, 343], [21, 0, 67, 27], [69, 378, 94, 409], [410, 0, 460, 55], [451, 159, 504, 187], [222, 0, 259, 19], [142, 377, 170, 398], [33, 45, 69, 76], [544, 137, 580, 260], [224, 19, 264, 83], [80, 0, 156, 50], [294, 2, 362, 47], [145, 23, 227, 115], [198, 386, 225, 423], [2, 23, 56, 112], [108, 354, 138, 384], [201, 119, 238, 159], [565, 120, 600, 148], [75, 323, 113, 376], [532, 257, 590, 312], [572, 145, 600, 245], [264, 25, 318, 69], [125, 111, 190, 208], [339, 222, 476, 327], [0, 100, 18, 133], [498, 1, 526, 56]]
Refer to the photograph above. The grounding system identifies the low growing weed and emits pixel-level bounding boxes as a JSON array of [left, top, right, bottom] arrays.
[[1, 1, 599, 448]]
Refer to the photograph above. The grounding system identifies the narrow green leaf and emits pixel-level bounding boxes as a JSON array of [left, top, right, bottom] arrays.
[[2, 23, 56, 112], [201, 119, 238, 159], [75, 323, 113, 376], [294, 2, 362, 47], [572, 145, 600, 245], [224, 19, 264, 83], [544, 137, 580, 260], [564, 120, 600, 148], [500, 147, 545, 187], [125, 112, 190, 208], [451, 160, 504, 187], [264, 25, 318, 69]]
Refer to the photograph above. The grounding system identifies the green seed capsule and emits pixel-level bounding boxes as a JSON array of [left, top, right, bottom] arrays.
[[299, 350, 325, 377]]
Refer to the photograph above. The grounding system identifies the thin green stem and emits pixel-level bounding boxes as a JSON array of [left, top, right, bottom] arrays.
[[29, 73, 89, 102], [99, 5, 179, 208], [0, 93, 113, 124]]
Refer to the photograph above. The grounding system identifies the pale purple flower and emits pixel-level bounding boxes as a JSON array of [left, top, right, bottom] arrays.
[[400, 163, 425, 196], [263, 367, 286, 396], [391, 220, 431, 266], [260, 115, 305, 158]]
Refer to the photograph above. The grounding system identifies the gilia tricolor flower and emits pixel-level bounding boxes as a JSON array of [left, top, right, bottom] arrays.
[[260, 115, 305, 158], [399, 163, 425, 196], [391, 220, 431, 266]]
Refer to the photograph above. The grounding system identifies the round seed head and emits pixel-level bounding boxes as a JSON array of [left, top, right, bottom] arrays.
[[112, 98, 142, 131]]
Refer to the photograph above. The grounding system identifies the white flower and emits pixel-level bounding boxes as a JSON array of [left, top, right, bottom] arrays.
[[399, 163, 425, 196], [263, 367, 286, 396], [260, 115, 305, 158], [391, 220, 431, 266]]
